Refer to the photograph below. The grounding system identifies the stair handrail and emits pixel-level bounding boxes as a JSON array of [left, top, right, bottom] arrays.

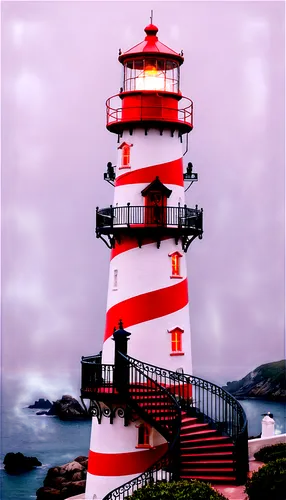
[[124, 354, 248, 484], [117, 351, 182, 444], [102, 449, 173, 500], [124, 354, 247, 434], [102, 352, 181, 500]]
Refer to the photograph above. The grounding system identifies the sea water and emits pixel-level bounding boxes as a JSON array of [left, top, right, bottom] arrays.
[[1, 385, 285, 500]]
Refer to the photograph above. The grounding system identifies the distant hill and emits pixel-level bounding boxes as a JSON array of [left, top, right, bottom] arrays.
[[222, 360, 286, 400]]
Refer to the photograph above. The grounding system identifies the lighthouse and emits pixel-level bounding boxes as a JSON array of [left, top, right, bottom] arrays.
[[81, 20, 248, 500]]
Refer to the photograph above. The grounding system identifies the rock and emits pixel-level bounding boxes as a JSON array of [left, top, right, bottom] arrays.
[[72, 471, 85, 481], [28, 399, 52, 409], [4, 452, 42, 474], [74, 455, 87, 464], [46, 467, 60, 477], [36, 487, 63, 499], [43, 476, 67, 489], [74, 456, 88, 468], [62, 480, 86, 498], [36, 395, 89, 420], [36, 456, 88, 499]]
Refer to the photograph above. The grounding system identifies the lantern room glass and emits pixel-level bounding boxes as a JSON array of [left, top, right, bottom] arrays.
[[123, 59, 180, 93]]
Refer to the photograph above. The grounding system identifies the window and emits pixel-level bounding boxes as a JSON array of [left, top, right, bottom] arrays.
[[136, 423, 151, 448], [168, 327, 184, 356], [113, 269, 118, 290], [118, 142, 133, 169], [168, 251, 183, 279]]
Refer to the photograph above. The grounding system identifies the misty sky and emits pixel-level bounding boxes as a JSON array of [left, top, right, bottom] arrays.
[[2, 1, 285, 402]]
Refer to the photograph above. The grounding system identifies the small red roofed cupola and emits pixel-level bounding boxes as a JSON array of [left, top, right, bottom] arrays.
[[144, 23, 159, 38]]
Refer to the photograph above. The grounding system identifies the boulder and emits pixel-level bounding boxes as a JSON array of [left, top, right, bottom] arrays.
[[60, 460, 84, 473], [74, 455, 88, 464], [36, 487, 63, 499], [28, 399, 52, 409], [71, 471, 84, 482], [4, 452, 42, 474], [37, 456, 88, 499]]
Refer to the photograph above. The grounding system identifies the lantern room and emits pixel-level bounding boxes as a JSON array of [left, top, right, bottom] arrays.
[[119, 23, 183, 94], [106, 23, 193, 135], [122, 58, 180, 93]]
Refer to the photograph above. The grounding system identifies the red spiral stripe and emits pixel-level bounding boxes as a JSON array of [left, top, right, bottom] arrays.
[[104, 279, 188, 342]]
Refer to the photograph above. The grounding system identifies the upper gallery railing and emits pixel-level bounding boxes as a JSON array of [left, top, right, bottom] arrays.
[[106, 94, 193, 129], [96, 205, 203, 234]]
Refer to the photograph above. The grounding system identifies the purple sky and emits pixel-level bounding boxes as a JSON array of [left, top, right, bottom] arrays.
[[2, 1, 285, 401]]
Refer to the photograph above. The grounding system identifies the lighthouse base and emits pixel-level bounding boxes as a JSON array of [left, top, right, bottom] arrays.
[[85, 407, 167, 499]]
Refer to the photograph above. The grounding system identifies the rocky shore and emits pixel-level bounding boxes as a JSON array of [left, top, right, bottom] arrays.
[[36, 455, 87, 499]]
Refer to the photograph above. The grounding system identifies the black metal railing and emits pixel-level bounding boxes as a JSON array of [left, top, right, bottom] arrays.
[[81, 353, 181, 499], [123, 354, 248, 485], [102, 451, 173, 500], [102, 354, 181, 500], [96, 204, 203, 233], [81, 353, 248, 491]]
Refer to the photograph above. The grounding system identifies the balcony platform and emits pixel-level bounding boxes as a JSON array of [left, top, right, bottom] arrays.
[[96, 205, 203, 251]]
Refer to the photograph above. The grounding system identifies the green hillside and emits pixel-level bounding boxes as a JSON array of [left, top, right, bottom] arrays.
[[222, 360, 286, 400]]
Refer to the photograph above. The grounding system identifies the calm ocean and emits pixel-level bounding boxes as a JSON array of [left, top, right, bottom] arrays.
[[1, 384, 285, 500]]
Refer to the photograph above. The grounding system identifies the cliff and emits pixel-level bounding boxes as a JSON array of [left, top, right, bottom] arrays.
[[222, 360, 286, 400]]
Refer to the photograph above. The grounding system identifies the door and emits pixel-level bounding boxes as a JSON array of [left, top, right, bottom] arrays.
[[145, 191, 167, 225]]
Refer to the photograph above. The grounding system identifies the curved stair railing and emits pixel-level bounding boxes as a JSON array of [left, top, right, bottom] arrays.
[[102, 353, 181, 500], [82, 353, 248, 498], [123, 354, 249, 484]]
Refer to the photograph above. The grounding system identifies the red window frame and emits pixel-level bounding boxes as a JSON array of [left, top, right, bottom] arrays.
[[169, 327, 184, 356], [168, 251, 183, 279], [118, 142, 133, 170], [136, 423, 151, 448]]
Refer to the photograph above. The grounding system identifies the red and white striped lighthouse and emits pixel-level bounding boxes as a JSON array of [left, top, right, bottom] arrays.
[[84, 21, 203, 500]]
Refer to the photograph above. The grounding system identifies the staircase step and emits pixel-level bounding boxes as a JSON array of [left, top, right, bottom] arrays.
[[181, 452, 234, 459], [180, 429, 218, 439], [138, 403, 176, 409], [186, 442, 234, 450], [145, 408, 176, 413], [181, 468, 235, 473], [181, 460, 234, 471], [181, 436, 231, 445], [180, 423, 209, 433], [181, 460, 234, 466], [153, 416, 175, 421], [181, 417, 199, 424], [180, 475, 236, 483]]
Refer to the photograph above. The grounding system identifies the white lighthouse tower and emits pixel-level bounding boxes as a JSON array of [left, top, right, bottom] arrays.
[[81, 20, 248, 500]]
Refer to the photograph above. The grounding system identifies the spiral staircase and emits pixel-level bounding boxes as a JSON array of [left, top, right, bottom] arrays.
[[81, 351, 248, 499]]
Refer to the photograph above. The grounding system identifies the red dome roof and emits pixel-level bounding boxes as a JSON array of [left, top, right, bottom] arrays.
[[118, 24, 184, 65]]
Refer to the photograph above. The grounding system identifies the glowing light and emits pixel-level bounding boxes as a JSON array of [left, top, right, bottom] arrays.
[[136, 65, 172, 92]]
